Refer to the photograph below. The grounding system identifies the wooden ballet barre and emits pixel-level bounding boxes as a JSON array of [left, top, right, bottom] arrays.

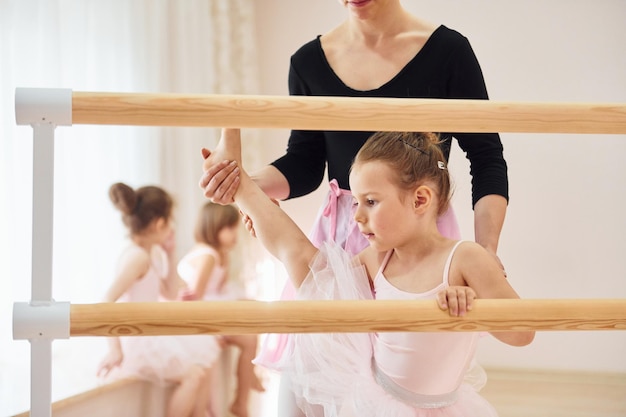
[[70, 299, 626, 336], [71, 92, 626, 134]]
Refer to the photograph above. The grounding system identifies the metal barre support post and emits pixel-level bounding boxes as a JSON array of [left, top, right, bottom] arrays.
[[70, 299, 626, 337], [14, 87, 73, 417]]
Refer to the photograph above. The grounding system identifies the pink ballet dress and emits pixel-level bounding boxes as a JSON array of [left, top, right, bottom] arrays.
[[107, 244, 221, 384], [177, 244, 243, 300], [276, 241, 497, 417], [254, 179, 462, 369]]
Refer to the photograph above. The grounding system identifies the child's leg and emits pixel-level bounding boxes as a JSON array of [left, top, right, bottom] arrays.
[[202, 128, 242, 170], [167, 365, 209, 417], [223, 335, 264, 417], [193, 367, 215, 417]]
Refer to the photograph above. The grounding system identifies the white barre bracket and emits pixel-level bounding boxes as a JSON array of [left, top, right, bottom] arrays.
[[13, 302, 71, 340], [15, 87, 72, 126], [13, 86, 73, 417]]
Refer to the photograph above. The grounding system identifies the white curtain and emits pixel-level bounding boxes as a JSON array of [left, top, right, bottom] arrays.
[[0, 1, 261, 414]]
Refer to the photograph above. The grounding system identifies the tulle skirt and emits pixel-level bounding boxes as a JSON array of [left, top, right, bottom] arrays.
[[276, 243, 497, 417], [108, 334, 221, 384], [254, 181, 462, 369]]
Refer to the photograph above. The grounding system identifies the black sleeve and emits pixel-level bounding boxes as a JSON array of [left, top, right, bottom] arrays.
[[270, 59, 327, 199], [446, 37, 509, 207]]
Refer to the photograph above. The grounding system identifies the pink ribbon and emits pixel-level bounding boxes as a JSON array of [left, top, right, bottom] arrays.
[[322, 179, 343, 243]]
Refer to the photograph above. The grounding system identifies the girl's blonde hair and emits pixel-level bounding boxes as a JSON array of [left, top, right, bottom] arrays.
[[109, 183, 173, 235], [353, 132, 452, 216], [194, 202, 240, 249]]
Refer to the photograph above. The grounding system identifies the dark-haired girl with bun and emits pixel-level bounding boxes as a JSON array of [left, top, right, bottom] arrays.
[[98, 183, 221, 417]]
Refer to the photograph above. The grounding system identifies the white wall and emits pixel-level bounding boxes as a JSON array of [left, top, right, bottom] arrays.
[[253, 0, 626, 372]]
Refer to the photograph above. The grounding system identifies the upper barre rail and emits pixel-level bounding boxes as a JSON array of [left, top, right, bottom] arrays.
[[70, 299, 626, 337], [71, 91, 626, 134]]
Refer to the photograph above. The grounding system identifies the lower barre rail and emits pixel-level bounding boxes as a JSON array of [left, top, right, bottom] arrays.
[[70, 299, 626, 336]]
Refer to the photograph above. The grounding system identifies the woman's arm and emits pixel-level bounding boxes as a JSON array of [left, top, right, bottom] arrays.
[[447, 34, 510, 264], [250, 165, 291, 201], [474, 194, 507, 266]]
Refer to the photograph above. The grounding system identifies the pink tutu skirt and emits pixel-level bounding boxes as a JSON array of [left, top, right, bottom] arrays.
[[277, 243, 497, 417], [108, 334, 221, 384], [254, 180, 462, 369]]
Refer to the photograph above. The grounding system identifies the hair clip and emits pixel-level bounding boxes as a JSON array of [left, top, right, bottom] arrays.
[[437, 161, 446, 170], [397, 138, 428, 156]]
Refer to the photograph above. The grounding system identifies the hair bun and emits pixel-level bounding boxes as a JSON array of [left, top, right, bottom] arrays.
[[422, 132, 440, 146], [109, 182, 137, 215]]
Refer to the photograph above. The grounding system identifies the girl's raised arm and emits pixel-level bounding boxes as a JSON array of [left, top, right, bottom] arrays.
[[200, 129, 318, 288]]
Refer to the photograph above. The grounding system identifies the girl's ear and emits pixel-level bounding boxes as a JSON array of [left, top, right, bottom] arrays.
[[154, 217, 166, 231], [413, 185, 433, 214]]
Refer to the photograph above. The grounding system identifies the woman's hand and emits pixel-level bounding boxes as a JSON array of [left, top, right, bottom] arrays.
[[437, 286, 476, 317], [199, 157, 240, 204], [199, 128, 242, 204]]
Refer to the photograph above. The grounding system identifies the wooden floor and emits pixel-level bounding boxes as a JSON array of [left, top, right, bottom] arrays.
[[256, 368, 626, 417], [11, 368, 626, 416], [480, 368, 626, 417]]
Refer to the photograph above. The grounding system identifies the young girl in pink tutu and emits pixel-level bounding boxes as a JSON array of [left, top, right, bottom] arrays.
[[200, 129, 534, 417], [97, 183, 222, 417], [177, 202, 265, 417]]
